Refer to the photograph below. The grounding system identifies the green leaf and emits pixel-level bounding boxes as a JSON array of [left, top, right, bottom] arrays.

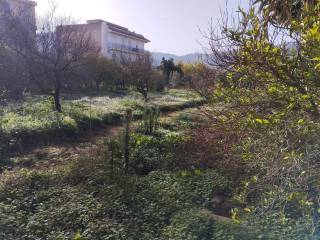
[[255, 118, 270, 124], [298, 119, 304, 124], [255, 118, 264, 124]]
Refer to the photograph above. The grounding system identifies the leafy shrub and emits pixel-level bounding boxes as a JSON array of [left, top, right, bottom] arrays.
[[142, 170, 230, 210], [101, 170, 229, 239], [141, 106, 160, 135], [162, 209, 253, 240], [149, 70, 166, 92], [162, 208, 213, 240], [0, 169, 128, 240], [130, 129, 186, 174], [247, 213, 316, 240]]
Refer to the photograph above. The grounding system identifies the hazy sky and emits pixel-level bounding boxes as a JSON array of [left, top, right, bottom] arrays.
[[36, 0, 248, 55]]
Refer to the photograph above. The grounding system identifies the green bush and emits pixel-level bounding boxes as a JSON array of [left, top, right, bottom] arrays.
[[99, 170, 229, 239], [162, 208, 213, 240], [0, 169, 128, 240], [141, 106, 160, 135], [130, 129, 187, 174]]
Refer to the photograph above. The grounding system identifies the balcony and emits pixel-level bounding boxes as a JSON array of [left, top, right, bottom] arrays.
[[109, 43, 142, 53]]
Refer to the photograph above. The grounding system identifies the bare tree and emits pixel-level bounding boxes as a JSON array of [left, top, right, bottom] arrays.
[[0, 0, 37, 47], [121, 53, 153, 101], [1, 3, 99, 112], [36, 22, 98, 111], [0, 43, 29, 98], [188, 63, 218, 100], [0, 0, 37, 98]]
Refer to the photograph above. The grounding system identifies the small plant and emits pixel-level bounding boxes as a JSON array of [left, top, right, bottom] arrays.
[[105, 138, 122, 177], [124, 109, 132, 174], [162, 208, 213, 240], [130, 129, 188, 175], [141, 106, 160, 135]]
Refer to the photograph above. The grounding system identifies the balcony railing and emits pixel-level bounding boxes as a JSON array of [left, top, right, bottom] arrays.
[[109, 43, 142, 53]]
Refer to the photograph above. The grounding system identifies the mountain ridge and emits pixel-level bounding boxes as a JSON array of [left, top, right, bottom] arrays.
[[152, 52, 204, 65]]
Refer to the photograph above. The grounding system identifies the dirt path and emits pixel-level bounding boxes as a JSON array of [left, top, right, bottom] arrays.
[[5, 125, 123, 172], [1, 108, 192, 178]]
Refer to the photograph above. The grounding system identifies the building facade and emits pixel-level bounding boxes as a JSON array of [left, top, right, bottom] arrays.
[[65, 19, 150, 60], [0, 0, 37, 43]]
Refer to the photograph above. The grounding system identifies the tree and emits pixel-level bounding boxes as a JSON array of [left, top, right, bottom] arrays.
[[149, 70, 166, 92], [254, 0, 317, 25], [0, 44, 29, 99], [201, 1, 320, 235], [205, 3, 320, 118], [1, 4, 98, 112], [121, 53, 153, 101], [82, 55, 122, 92], [187, 63, 217, 100], [34, 16, 98, 112], [160, 57, 183, 86], [0, 0, 35, 99]]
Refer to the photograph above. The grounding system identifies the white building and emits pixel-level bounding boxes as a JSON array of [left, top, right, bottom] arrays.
[[65, 19, 150, 60]]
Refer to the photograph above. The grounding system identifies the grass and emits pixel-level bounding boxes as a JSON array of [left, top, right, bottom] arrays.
[[3, 105, 294, 239], [0, 107, 244, 240], [0, 167, 233, 239], [0, 89, 204, 154]]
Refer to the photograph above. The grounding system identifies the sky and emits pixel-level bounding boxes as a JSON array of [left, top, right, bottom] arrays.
[[36, 0, 248, 55]]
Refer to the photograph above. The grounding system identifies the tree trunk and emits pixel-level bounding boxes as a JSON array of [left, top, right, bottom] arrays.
[[121, 79, 126, 90], [143, 90, 148, 102], [96, 80, 100, 93], [165, 74, 170, 86], [138, 87, 148, 102], [53, 88, 62, 112]]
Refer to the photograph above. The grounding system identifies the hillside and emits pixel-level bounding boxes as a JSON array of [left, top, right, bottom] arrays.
[[152, 52, 204, 65]]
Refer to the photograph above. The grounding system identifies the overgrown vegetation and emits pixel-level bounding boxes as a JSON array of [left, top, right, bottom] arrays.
[[194, 0, 320, 238], [0, 108, 240, 240], [1, 0, 320, 239]]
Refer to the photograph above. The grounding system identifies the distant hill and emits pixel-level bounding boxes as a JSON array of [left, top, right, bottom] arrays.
[[152, 52, 204, 66]]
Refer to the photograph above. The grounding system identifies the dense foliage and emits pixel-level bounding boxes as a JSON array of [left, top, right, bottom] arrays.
[[197, 0, 320, 238]]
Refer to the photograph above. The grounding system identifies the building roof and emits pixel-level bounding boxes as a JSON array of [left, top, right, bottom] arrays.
[[87, 19, 150, 43], [11, 0, 37, 6]]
